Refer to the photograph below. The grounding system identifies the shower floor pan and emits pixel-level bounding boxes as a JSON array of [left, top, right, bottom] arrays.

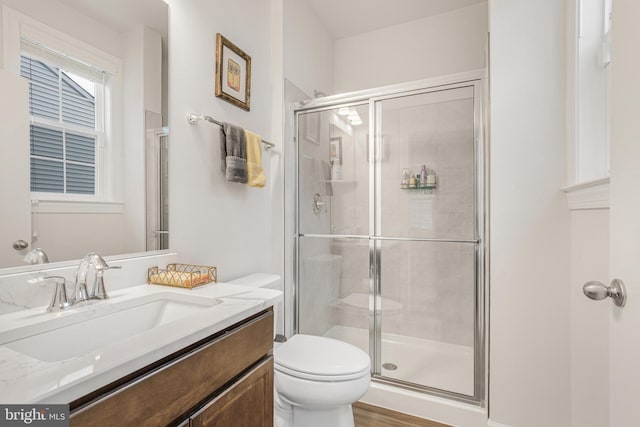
[[324, 325, 474, 396]]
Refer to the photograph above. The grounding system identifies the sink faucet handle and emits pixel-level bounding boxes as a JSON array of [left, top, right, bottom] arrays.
[[42, 276, 72, 312], [91, 265, 121, 300]]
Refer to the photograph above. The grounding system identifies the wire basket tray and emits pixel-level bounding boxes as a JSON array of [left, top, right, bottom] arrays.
[[147, 263, 217, 289]]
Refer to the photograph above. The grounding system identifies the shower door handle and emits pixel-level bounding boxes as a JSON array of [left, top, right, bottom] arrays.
[[583, 279, 627, 307]]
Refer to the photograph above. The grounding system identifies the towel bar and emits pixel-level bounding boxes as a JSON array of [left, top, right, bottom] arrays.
[[187, 113, 275, 149]]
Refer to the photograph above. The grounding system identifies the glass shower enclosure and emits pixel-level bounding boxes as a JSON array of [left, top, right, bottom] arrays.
[[290, 77, 486, 404]]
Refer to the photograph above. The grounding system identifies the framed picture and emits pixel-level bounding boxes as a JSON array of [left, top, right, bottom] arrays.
[[215, 33, 251, 111], [330, 136, 342, 165]]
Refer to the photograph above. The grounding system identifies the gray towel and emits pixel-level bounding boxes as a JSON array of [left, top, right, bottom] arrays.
[[220, 122, 248, 183]]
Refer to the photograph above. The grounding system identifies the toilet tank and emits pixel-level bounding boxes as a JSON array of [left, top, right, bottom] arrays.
[[228, 273, 283, 337]]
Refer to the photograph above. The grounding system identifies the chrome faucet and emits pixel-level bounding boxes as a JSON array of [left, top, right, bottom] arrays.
[[72, 253, 121, 303]]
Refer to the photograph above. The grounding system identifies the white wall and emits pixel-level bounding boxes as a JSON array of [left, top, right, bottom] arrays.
[[283, 0, 334, 97], [31, 211, 124, 262], [269, 0, 285, 285], [334, 3, 487, 93], [0, 0, 123, 63], [489, 0, 571, 426], [168, 0, 281, 282]]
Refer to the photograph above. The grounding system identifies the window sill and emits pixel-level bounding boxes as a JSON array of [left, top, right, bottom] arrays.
[[31, 200, 124, 214], [562, 177, 610, 210]]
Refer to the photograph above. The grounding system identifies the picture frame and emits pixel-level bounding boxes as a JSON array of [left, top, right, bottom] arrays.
[[329, 136, 342, 165], [215, 33, 251, 111]]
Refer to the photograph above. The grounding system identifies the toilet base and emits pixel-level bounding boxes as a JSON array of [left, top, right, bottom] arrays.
[[275, 402, 355, 427]]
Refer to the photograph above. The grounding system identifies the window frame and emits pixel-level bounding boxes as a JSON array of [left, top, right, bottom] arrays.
[[23, 55, 105, 199], [2, 6, 121, 207], [564, 0, 612, 209]]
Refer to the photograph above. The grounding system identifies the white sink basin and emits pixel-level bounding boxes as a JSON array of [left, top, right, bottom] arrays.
[[4, 292, 220, 362]]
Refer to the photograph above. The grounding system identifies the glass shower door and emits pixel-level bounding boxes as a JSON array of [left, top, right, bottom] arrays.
[[292, 81, 484, 403], [296, 105, 372, 347], [374, 86, 479, 398]]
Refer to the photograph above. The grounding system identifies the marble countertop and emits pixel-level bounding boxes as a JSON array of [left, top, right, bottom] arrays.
[[0, 282, 281, 404]]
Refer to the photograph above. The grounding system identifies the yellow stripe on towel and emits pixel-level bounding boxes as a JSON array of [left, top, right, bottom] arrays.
[[244, 129, 266, 188]]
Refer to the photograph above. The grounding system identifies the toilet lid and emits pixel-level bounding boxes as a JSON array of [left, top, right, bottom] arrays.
[[274, 334, 370, 381]]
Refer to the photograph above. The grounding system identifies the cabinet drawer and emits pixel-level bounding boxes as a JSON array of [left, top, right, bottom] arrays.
[[191, 357, 273, 427], [71, 309, 273, 427]]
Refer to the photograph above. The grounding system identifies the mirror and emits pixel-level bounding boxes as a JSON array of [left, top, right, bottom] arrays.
[[0, 0, 169, 269]]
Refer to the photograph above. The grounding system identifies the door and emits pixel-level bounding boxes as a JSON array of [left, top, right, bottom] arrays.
[[0, 70, 31, 267], [296, 104, 371, 338], [609, 1, 640, 425], [374, 86, 480, 399]]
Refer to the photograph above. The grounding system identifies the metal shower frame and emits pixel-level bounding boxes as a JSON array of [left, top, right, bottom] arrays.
[[284, 70, 488, 406]]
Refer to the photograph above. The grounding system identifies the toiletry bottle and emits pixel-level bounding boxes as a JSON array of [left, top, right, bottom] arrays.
[[420, 165, 427, 187], [409, 174, 417, 188], [401, 168, 410, 188], [426, 168, 436, 187]]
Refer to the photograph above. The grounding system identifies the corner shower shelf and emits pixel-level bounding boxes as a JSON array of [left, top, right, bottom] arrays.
[[401, 185, 436, 191]]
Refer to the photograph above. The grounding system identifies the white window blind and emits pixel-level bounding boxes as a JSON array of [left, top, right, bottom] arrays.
[[20, 48, 105, 195], [21, 37, 112, 84]]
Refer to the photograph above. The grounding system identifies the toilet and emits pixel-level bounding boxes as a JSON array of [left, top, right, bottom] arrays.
[[229, 274, 371, 427]]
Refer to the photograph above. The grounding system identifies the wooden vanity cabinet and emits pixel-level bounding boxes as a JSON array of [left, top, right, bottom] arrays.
[[70, 308, 274, 427], [190, 357, 273, 427]]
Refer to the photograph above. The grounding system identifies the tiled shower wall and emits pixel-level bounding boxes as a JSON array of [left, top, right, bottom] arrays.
[[332, 95, 476, 347]]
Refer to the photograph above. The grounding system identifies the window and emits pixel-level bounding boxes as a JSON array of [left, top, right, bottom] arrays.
[[20, 54, 102, 195], [568, 0, 612, 185], [565, 0, 612, 209], [2, 6, 121, 204]]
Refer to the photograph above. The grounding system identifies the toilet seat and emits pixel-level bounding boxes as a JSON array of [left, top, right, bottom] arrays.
[[274, 334, 370, 382]]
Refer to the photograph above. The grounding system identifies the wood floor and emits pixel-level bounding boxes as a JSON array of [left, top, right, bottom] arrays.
[[353, 402, 452, 427]]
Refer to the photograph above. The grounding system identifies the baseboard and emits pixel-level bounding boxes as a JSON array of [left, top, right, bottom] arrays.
[[487, 420, 513, 427]]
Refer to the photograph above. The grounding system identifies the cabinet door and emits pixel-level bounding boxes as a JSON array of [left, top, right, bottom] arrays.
[[191, 357, 273, 427]]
